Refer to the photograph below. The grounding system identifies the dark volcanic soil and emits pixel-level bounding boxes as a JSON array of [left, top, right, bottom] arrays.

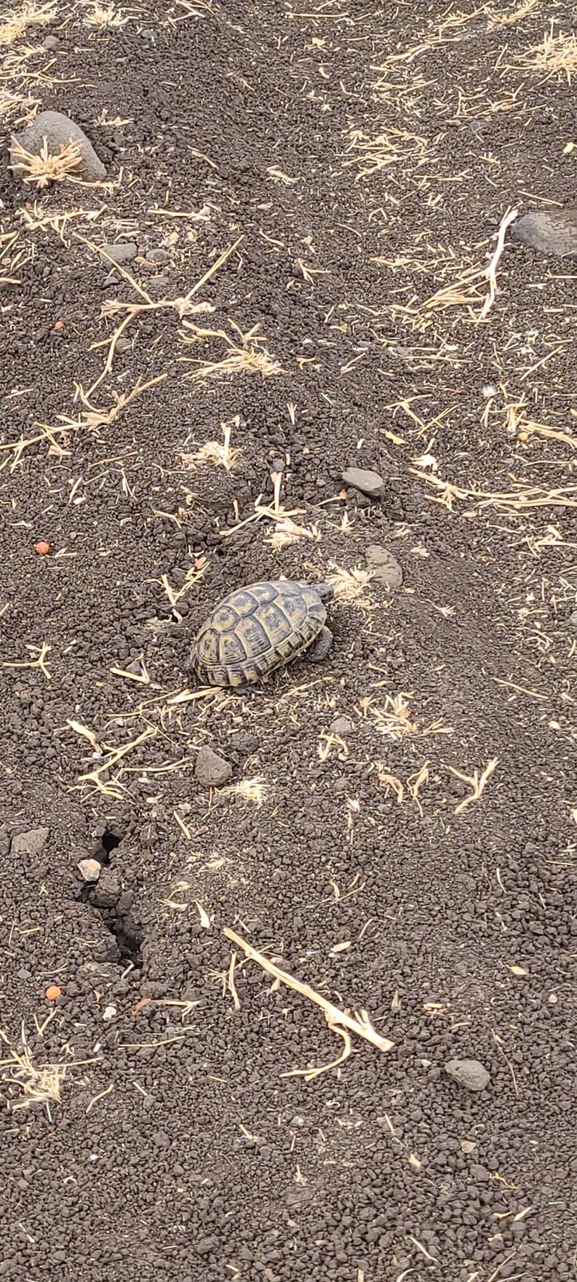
[[1, 1, 577, 1280]]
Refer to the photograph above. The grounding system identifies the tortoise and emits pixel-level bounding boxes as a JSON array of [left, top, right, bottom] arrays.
[[192, 579, 334, 688]]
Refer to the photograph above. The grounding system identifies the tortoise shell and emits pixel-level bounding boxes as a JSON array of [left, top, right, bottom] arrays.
[[192, 580, 330, 687]]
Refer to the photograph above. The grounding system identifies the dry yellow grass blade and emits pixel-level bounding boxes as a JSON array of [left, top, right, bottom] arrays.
[[9, 137, 83, 188], [449, 758, 499, 815], [2, 640, 51, 680], [283, 1021, 352, 1082], [223, 927, 394, 1057]]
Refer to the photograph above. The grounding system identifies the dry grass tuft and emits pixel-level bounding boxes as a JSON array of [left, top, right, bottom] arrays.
[[360, 694, 452, 741], [265, 516, 321, 550], [525, 30, 577, 82], [9, 137, 83, 187], [180, 320, 281, 382], [182, 417, 242, 472], [0, 1029, 66, 1111], [327, 565, 374, 607], [221, 777, 268, 807], [82, 0, 131, 27], [0, 0, 55, 45]]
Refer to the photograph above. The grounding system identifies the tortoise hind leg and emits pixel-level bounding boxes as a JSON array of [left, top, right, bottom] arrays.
[[308, 626, 333, 663]]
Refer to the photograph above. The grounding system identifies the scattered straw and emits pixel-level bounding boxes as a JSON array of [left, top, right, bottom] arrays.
[[488, 0, 538, 28]]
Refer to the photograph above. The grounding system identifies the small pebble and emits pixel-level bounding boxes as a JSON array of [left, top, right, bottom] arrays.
[[364, 544, 403, 589], [102, 242, 138, 264], [195, 746, 232, 788], [342, 467, 386, 500], [116, 336, 132, 353], [146, 247, 171, 263], [17, 968, 33, 980], [42, 34, 60, 49], [330, 715, 354, 735], [77, 857, 102, 884], [444, 1058, 490, 1092], [568, 610, 577, 631]]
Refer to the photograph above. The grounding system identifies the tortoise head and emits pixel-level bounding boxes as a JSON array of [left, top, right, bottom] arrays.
[[306, 581, 334, 605]]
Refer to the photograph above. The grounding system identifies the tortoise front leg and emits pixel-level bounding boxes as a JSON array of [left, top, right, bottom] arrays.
[[308, 626, 333, 663]]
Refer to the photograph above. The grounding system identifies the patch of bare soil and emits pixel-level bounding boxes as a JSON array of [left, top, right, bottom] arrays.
[[1, 1, 576, 1279]]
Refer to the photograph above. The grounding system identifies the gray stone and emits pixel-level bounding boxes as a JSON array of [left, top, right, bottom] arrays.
[[342, 467, 385, 499], [365, 544, 403, 589], [511, 208, 577, 260], [116, 336, 132, 353], [91, 868, 121, 908], [147, 276, 170, 297], [444, 1058, 490, 1092], [11, 827, 49, 857], [17, 968, 33, 980], [195, 746, 232, 788], [102, 242, 137, 264], [11, 111, 106, 184], [330, 715, 354, 735], [42, 34, 60, 49], [77, 858, 102, 884], [146, 247, 171, 263], [569, 610, 577, 630]]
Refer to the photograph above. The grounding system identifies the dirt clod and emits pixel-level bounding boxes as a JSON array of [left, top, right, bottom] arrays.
[[511, 208, 577, 259], [195, 746, 233, 788], [364, 544, 403, 588], [91, 867, 121, 908], [445, 1058, 491, 1092], [10, 827, 49, 857], [102, 242, 138, 264]]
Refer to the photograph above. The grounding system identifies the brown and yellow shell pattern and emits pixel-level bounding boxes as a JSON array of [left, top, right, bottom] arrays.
[[192, 580, 330, 688]]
